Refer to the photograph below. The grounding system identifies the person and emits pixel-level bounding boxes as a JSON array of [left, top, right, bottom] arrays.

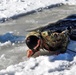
[[25, 29, 69, 58]]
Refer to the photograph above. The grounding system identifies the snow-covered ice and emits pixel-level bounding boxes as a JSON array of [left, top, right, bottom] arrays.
[[0, 38, 76, 75], [0, 0, 76, 22], [0, 49, 76, 75], [0, 0, 76, 75]]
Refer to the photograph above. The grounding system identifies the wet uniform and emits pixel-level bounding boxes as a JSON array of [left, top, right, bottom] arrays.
[[26, 30, 69, 54]]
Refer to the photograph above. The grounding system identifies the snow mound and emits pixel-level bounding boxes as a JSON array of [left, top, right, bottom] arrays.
[[0, 52, 76, 75], [0, 40, 76, 75]]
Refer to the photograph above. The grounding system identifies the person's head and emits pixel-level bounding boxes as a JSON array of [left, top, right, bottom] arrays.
[[25, 35, 41, 58]]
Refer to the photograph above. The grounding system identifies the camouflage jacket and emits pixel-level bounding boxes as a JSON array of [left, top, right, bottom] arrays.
[[26, 30, 69, 53]]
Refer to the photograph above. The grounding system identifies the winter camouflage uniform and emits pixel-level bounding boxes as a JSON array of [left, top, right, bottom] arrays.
[[26, 29, 69, 53]]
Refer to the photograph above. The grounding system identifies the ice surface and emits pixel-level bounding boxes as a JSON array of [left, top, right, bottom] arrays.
[[0, 0, 76, 75], [0, 0, 76, 22]]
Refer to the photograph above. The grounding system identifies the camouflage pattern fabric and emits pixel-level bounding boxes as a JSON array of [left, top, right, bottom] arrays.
[[26, 30, 69, 53], [41, 30, 69, 53]]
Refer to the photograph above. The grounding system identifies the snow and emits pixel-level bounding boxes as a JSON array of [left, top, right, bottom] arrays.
[[0, 0, 76, 75], [0, 0, 76, 22], [0, 40, 76, 75]]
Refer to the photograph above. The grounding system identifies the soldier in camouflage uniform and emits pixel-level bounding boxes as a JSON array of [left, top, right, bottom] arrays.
[[25, 29, 69, 58]]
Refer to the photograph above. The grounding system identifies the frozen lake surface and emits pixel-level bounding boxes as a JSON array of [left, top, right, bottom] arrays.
[[0, 5, 76, 70]]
